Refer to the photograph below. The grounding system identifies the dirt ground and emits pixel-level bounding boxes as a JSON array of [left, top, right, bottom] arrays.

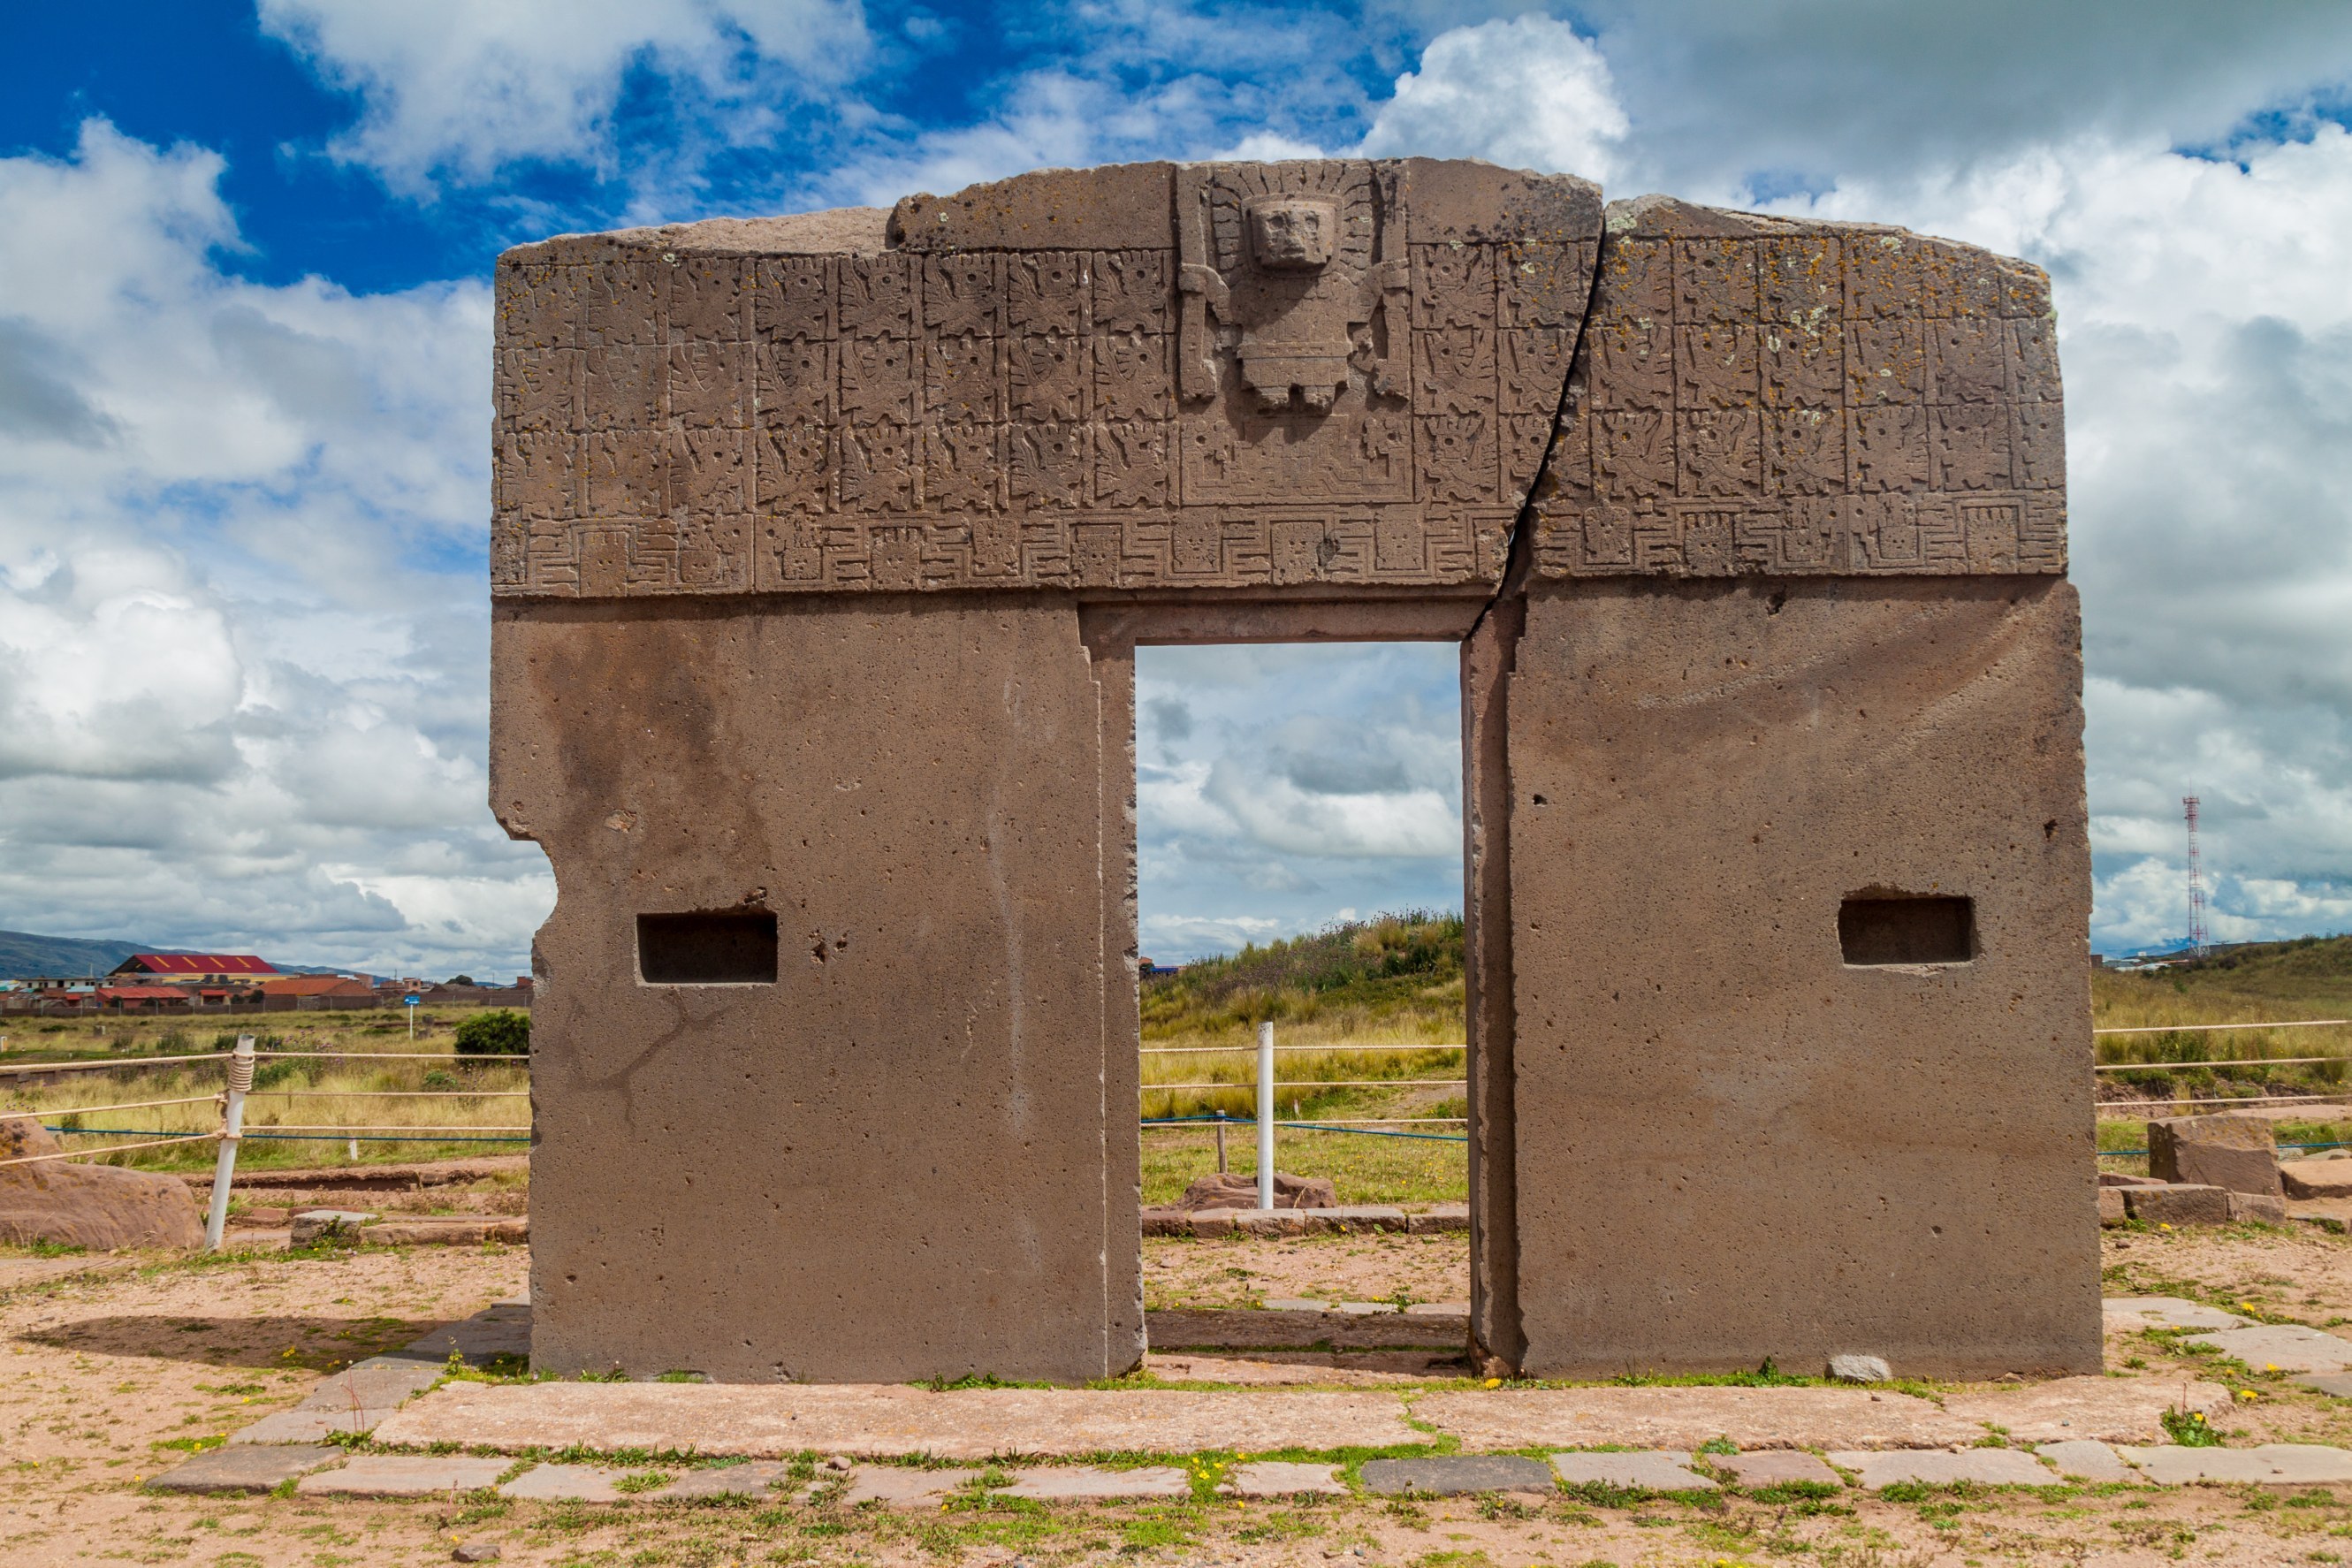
[[4, 1228, 2352, 1566]]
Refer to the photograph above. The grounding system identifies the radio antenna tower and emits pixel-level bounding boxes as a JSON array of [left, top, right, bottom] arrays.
[[2183, 795, 2208, 959]]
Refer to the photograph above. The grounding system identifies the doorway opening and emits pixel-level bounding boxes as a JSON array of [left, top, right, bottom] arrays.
[[1129, 639, 1472, 1242]]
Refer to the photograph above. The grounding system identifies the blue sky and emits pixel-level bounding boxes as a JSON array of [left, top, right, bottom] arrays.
[[3, 3, 2351, 972]]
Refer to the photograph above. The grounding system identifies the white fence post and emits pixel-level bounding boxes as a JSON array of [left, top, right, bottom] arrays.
[[1256, 1021, 1275, 1211], [203, 1034, 255, 1251]]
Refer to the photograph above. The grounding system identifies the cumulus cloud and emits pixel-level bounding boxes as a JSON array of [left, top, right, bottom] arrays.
[[0, 122, 546, 975], [1359, 14, 1626, 179], [256, 0, 869, 197]]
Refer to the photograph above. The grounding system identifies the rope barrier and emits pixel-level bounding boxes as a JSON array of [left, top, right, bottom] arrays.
[[47, 1124, 529, 1145], [1, 1092, 220, 1120], [244, 1089, 531, 1098], [0, 1052, 230, 1077], [2095, 1019, 2349, 1036], [1144, 1078, 1466, 1092], [1140, 1043, 1464, 1055], [2097, 1057, 2350, 1072], [2, 1133, 217, 1168]]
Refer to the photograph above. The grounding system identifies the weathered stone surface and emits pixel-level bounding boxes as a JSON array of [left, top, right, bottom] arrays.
[[0, 1117, 205, 1251], [297, 1455, 508, 1496], [1715, 1450, 1842, 1488], [1361, 1456, 1555, 1496], [659, 1461, 794, 1499], [148, 1444, 341, 1493], [2229, 1191, 2289, 1224], [373, 1382, 1426, 1458], [2102, 1298, 2250, 1332], [230, 1355, 446, 1442], [1146, 1351, 1464, 1386], [499, 1464, 630, 1502], [1828, 1449, 2054, 1488], [1222, 1461, 1348, 1497], [1828, 1355, 1891, 1383], [2150, 1114, 2280, 1196], [840, 1465, 977, 1507], [1424, 1387, 1973, 1450], [1531, 196, 2065, 582], [2036, 1439, 2137, 1482], [1501, 578, 2097, 1379], [391, 1307, 532, 1366], [2294, 1372, 2352, 1398], [2118, 1443, 2352, 1486], [2283, 1161, 2352, 1200], [1408, 1204, 1470, 1234], [1942, 1375, 2229, 1443], [2097, 1188, 2126, 1225], [2125, 1184, 2231, 1226], [2098, 1172, 2165, 1187], [1549, 1450, 1717, 1492], [1000, 1466, 1189, 1500], [1178, 1171, 1336, 1210], [2184, 1324, 2352, 1374]]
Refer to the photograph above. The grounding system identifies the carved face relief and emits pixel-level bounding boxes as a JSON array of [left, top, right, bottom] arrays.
[[1246, 198, 1336, 270]]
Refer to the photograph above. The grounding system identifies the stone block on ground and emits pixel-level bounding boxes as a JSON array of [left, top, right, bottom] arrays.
[[148, 1443, 342, 1493], [2118, 1444, 2352, 1486], [1180, 1171, 1336, 1211], [2149, 1114, 2281, 1196], [1230, 1210, 1306, 1237], [841, 1467, 980, 1508], [0, 1116, 206, 1251], [2036, 1440, 2137, 1482], [2103, 1298, 2252, 1332], [367, 1216, 529, 1246], [1714, 1450, 1842, 1488], [1361, 1456, 1555, 1496], [999, 1466, 1189, 1501], [289, 1209, 376, 1245], [2098, 1173, 2166, 1187], [1222, 1461, 1347, 1497], [2185, 1323, 2352, 1374], [298, 1455, 509, 1496], [658, 1461, 793, 1499], [1146, 1306, 1465, 1351], [1407, 1203, 1469, 1234], [2097, 1188, 2126, 1225], [390, 1310, 532, 1366], [499, 1464, 633, 1501], [2284, 1161, 2352, 1200], [1138, 1209, 1191, 1237], [1828, 1450, 2055, 1488], [228, 1408, 375, 1443], [1549, 1450, 1717, 1492], [2294, 1372, 2352, 1398], [2229, 1191, 2289, 1224], [1302, 1206, 1409, 1234], [1828, 1354, 1891, 1383], [230, 1356, 447, 1443], [2124, 1184, 2231, 1226]]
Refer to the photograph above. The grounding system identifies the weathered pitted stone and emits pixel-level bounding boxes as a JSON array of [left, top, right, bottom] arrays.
[[2149, 1114, 2280, 1196], [1179, 1171, 1336, 1210], [0, 1117, 205, 1252], [488, 156, 2087, 1385], [2124, 1184, 2231, 1226]]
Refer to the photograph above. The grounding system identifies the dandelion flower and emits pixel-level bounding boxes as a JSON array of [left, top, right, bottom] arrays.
[[1483, 1377, 1503, 1389]]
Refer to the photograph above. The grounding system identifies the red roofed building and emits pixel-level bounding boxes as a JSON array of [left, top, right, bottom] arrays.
[[93, 985, 194, 1012], [109, 954, 277, 983]]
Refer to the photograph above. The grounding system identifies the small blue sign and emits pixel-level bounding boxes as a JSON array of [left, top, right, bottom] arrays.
[[403, 994, 420, 1007]]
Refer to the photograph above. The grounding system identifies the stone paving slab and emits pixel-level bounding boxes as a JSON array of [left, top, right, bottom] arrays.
[[660, 1461, 795, 1500], [228, 1408, 377, 1443], [2103, 1297, 2252, 1332], [1549, 1450, 1717, 1492], [1146, 1351, 1464, 1387], [2185, 1324, 2352, 1374], [2295, 1372, 2352, 1397], [2118, 1444, 2352, 1486], [297, 1455, 509, 1496], [2036, 1440, 2138, 1482], [372, 1382, 1425, 1458], [1421, 1387, 1972, 1451], [1001, 1466, 1191, 1501], [1714, 1450, 1843, 1488], [229, 1355, 448, 1444], [1827, 1450, 2056, 1488], [1222, 1462, 1348, 1497], [1146, 1307, 1465, 1351], [499, 1463, 632, 1502], [1944, 1375, 2229, 1442], [1361, 1456, 1555, 1496], [841, 1467, 981, 1508], [148, 1443, 342, 1494]]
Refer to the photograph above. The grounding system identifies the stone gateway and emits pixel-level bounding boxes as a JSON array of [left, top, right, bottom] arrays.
[[487, 159, 2094, 1383]]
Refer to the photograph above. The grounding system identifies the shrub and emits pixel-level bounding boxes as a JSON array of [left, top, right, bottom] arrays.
[[453, 1009, 529, 1057]]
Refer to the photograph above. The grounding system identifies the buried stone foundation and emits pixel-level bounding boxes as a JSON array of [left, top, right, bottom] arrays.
[[488, 158, 2097, 1383]]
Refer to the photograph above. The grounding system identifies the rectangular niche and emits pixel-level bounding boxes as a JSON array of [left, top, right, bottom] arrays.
[[1838, 893, 1975, 966], [637, 910, 780, 984]]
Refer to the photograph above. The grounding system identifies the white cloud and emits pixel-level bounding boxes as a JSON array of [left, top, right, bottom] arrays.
[[1359, 14, 1626, 178], [0, 122, 547, 976], [256, 0, 868, 197]]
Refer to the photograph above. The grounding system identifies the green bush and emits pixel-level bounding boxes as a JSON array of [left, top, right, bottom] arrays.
[[453, 1009, 530, 1057]]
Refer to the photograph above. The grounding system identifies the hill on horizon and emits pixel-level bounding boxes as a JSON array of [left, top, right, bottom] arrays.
[[0, 929, 348, 982]]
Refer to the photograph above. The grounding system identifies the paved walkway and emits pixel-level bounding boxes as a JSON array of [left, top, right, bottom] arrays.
[[146, 1296, 2352, 1501]]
